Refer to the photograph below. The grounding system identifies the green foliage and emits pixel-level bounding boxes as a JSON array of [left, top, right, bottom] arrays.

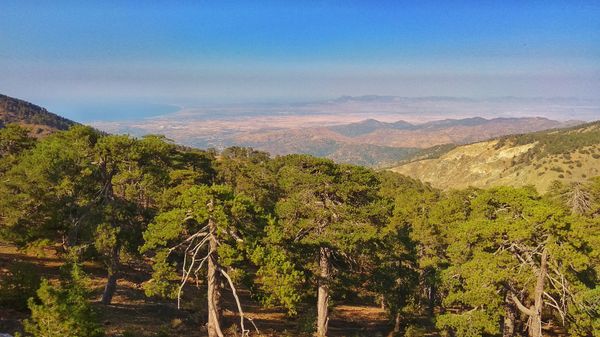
[[217, 146, 278, 210], [0, 261, 41, 311], [2, 122, 599, 335], [142, 183, 266, 306], [296, 307, 317, 334], [369, 171, 427, 316], [436, 186, 599, 336], [22, 265, 104, 337], [436, 311, 499, 337], [251, 245, 305, 315], [0, 125, 212, 303], [143, 249, 179, 299], [0, 124, 35, 174], [0, 125, 99, 246], [94, 223, 120, 259], [403, 325, 426, 337]]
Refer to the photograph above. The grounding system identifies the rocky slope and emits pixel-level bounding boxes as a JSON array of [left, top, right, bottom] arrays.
[[391, 122, 600, 192]]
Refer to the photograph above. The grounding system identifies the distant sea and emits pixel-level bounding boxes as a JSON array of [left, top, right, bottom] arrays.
[[45, 101, 180, 123]]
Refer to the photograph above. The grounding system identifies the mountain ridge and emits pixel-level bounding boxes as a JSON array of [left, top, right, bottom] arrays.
[[391, 121, 600, 192], [0, 94, 76, 135], [0, 93, 588, 169]]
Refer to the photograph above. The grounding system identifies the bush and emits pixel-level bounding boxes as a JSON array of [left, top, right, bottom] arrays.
[[296, 307, 316, 334], [0, 262, 41, 311], [404, 324, 426, 337], [21, 264, 104, 337]]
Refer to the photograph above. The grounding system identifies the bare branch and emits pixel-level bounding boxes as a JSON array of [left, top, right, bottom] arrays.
[[175, 233, 212, 309], [294, 226, 314, 242], [218, 267, 259, 336], [511, 293, 534, 317], [168, 226, 209, 253], [544, 292, 566, 324], [227, 229, 244, 242]]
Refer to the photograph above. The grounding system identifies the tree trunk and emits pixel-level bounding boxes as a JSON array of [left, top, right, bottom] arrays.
[[101, 270, 118, 305], [502, 292, 517, 337], [427, 283, 436, 317], [420, 269, 437, 317], [528, 248, 548, 337], [511, 248, 548, 337], [393, 311, 402, 334], [101, 243, 120, 305], [100, 169, 119, 305], [207, 217, 224, 337], [317, 247, 331, 337]]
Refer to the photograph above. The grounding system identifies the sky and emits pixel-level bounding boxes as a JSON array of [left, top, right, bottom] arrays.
[[1, 1, 599, 121]]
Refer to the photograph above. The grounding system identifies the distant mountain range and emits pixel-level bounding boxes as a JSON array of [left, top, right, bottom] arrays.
[[0, 94, 76, 135], [391, 121, 600, 192], [230, 117, 580, 167], [0, 93, 590, 169]]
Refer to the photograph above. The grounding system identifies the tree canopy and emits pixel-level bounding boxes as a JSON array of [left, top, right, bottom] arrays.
[[1, 124, 598, 337]]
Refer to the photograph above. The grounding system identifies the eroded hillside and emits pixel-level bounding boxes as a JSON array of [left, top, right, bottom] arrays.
[[391, 121, 600, 192]]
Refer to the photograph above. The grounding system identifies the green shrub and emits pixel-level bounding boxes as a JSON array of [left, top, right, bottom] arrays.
[[21, 264, 104, 337], [404, 324, 426, 337], [0, 262, 41, 311], [296, 307, 316, 334]]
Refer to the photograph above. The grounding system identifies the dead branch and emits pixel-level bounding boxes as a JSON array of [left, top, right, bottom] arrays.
[[168, 226, 209, 253], [177, 235, 209, 309], [218, 267, 260, 336], [543, 292, 566, 324], [511, 293, 534, 316]]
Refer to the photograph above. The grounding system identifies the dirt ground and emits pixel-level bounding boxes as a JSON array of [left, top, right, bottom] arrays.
[[0, 243, 408, 337]]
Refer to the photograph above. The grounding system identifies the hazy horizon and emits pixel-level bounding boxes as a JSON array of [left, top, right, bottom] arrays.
[[2, 1, 600, 123]]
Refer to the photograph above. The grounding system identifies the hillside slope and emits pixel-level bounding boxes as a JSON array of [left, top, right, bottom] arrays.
[[390, 121, 600, 192], [230, 117, 576, 167], [0, 94, 76, 135]]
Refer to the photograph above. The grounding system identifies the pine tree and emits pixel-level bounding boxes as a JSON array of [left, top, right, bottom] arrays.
[[142, 184, 265, 337], [437, 187, 598, 337], [21, 265, 103, 337], [265, 155, 383, 336]]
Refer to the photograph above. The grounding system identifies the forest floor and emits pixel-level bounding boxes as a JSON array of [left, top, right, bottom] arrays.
[[0, 243, 439, 337]]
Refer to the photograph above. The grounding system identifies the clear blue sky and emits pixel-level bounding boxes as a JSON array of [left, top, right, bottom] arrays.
[[1, 1, 599, 119]]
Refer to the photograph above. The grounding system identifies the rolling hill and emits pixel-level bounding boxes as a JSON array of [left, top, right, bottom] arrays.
[[0, 94, 76, 136], [0, 93, 589, 170], [391, 121, 600, 192], [230, 117, 579, 167]]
